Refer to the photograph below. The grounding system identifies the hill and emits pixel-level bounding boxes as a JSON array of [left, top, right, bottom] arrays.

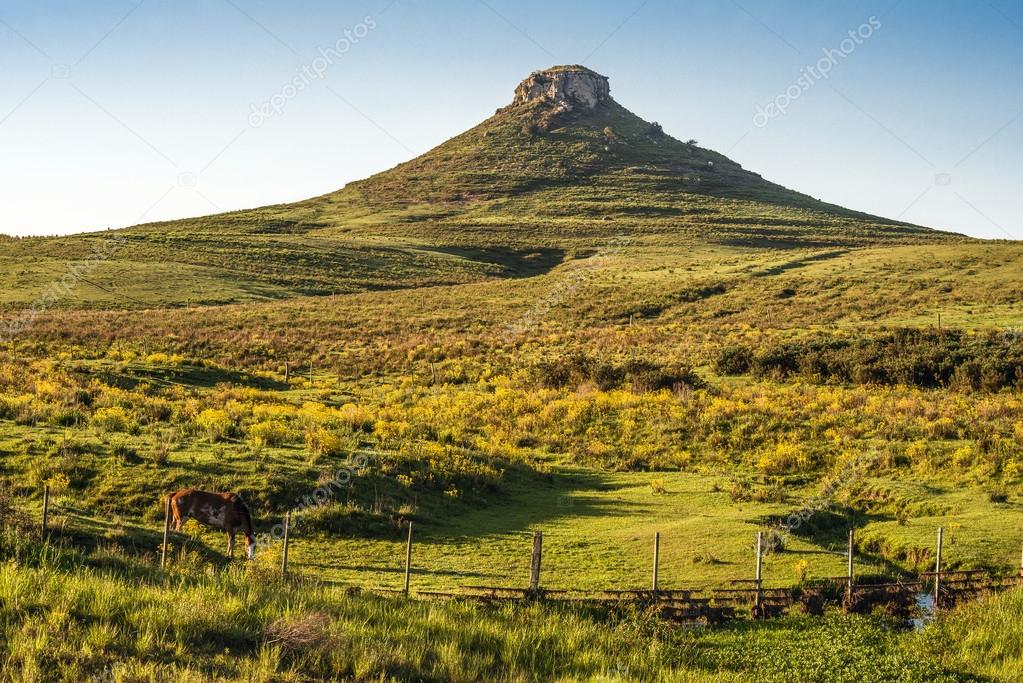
[[0, 66, 964, 311], [317, 65, 942, 245]]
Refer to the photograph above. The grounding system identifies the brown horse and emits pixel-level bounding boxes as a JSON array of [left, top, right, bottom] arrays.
[[168, 489, 255, 559]]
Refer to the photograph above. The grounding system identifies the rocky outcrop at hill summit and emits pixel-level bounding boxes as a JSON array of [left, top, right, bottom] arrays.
[[508, 66, 611, 130], [512, 65, 611, 112]]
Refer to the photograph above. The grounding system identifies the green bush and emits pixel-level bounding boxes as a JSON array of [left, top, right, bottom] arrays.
[[714, 345, 754, 375], [744, 329, 1023, 391]]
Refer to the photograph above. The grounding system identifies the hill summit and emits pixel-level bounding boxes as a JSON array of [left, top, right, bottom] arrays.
[[319, 64, 945, 247], [512, 65, 611, 113]]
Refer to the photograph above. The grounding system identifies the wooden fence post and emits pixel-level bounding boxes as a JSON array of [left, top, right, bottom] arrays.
[[160, 496, 171, 570], [41, 485, 50, 538], [281, 512, 291, 576], [755, 531, 764, 615], [934, 527, 944, 608], [284, 361, 290, 384], [846, 528, 855, 603], [529, 531, 543, 593], [652, 532, 660, 592], [404, 521, 413, 596], [1019, 540, 1023, 588]]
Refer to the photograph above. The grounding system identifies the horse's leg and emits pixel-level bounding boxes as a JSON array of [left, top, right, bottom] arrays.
[[227, 528, 235, 558]]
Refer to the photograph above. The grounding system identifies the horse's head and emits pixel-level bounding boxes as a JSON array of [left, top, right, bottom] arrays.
[[233, 495, 256, 560]]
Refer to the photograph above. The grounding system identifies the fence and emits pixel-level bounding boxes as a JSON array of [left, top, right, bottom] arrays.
[[392, 525, 1023, 622], [34, 487, 1023, 624]]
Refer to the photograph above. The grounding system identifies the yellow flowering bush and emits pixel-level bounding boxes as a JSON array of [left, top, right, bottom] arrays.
[[195, 409, 232, 442]]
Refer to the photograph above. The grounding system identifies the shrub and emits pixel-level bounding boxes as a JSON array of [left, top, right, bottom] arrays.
[[746, 329, 1023, 391], [531, 351, 594, 389], [337, 403, 373, 432], [623, 359, 704, 392], [305, 427, 353, 459], [50, 407, 85, 427], [757, 442, 812, 474], [532, 353, 703, 392], [714, 345, 753, 375], [247, 420, 295, 448], [110, 439, 139, 463], [987, 486, 1009, 504], [794, 558, 809, 584], [91, 406, 136, 434], [730, 480, 753, 502], [751, 481, 788, 503], [195, 409, 232, 442], [149, 443, 171, 467]]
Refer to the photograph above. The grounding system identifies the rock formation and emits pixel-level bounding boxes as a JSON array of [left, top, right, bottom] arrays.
[[513, 65, 611, 110], [509, 65, 611, 130]]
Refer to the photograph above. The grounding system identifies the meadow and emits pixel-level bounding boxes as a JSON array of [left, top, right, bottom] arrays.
[[3, 241, 1023, 679]]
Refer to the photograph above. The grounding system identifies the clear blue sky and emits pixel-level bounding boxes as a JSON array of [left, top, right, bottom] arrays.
[[1, 0, 1021, 239]]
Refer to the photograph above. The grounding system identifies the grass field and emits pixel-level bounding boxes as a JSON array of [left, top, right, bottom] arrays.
[[26, 463, 1023, 596], [273, 468, 1023, 593], [3, 238, 1023, 678]]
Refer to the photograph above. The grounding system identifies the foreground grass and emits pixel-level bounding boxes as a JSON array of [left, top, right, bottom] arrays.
[[1, 534, 1012, 682]]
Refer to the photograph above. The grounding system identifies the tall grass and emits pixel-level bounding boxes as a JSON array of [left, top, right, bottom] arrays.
[[0, 532, 691, 682], [914, 588, 1023, 681], [2, 530, 1015, 682]]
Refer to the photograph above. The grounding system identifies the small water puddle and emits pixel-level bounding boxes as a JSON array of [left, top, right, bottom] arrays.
[[911, 592, 935, 630]]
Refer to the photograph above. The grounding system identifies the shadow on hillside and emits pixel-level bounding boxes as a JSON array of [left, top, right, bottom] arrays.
[[90, 362, 288, 391], [750, 249, 850, 277], [407, 469, 646, 545], [750, 507, 912, 579], [426, 246, 566, 278]]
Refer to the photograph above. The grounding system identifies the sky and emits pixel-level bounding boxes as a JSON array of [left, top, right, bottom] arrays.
[[1, 0, 1021, 239]]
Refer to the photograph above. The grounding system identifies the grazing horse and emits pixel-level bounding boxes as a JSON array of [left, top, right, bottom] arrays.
[[168, 489, 256, 559]]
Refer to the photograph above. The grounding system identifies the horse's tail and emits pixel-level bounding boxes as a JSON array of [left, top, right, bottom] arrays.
[[166, 490, 181, 527]]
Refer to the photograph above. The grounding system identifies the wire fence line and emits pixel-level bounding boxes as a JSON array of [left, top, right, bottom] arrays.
[[26, 485, 1023, 623]]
